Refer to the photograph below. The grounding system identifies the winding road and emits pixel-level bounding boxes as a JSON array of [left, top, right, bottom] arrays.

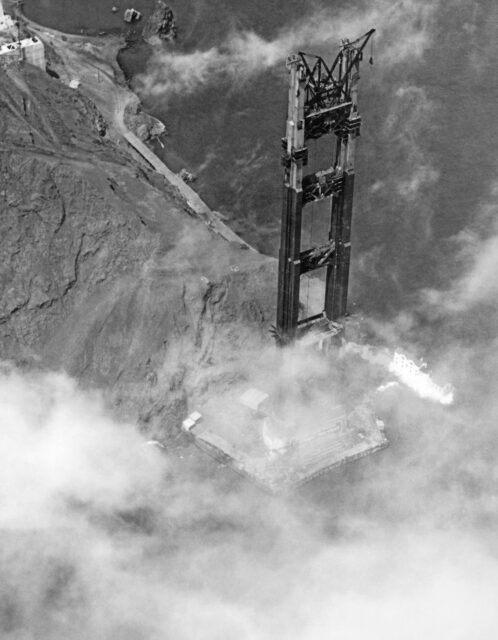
[[18, 12, 255, 250]]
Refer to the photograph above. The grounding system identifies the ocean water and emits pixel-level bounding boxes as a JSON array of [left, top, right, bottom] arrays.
[[21, 0, 154, 34], [22, 0, 498, 322]]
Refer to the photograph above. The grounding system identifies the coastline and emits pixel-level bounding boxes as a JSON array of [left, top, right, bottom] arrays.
[[16, 10, 256, 251]]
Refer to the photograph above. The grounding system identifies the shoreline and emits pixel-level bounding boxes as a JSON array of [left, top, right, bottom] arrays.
[[16, 9, 257, 251]]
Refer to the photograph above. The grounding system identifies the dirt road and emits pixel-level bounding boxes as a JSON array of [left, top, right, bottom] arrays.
[[19, 14, 255, 249]]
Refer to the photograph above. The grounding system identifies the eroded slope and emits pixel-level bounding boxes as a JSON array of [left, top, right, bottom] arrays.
[[0, 65, 276, 437]]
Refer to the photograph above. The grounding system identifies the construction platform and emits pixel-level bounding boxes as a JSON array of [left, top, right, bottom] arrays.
[[184, 389, 388, 493]]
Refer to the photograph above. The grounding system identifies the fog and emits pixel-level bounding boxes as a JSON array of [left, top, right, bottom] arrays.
[[138, 0, 437, 99], [2, 257, 498, 638], [3, 0, 498, 637]]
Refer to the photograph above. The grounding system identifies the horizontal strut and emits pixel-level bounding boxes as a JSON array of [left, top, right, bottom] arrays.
[[300, 240, 336, 274], [303, 168, 343, 203]]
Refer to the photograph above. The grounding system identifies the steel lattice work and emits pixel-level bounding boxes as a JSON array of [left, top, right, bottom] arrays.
[[276, 30, 375, 345]]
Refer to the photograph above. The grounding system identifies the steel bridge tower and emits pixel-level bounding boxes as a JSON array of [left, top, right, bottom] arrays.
[[276, 30, 375, 344]]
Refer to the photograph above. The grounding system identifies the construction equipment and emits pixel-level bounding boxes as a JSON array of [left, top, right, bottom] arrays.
[[276, 30, 375, 344]]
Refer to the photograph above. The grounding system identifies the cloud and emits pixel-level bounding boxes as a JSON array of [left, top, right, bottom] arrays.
[[138, 0, 439, 99], [378, 84, 439, 208], [1, 309, 498, 639], [458, 234, 498, 305], [0, 366, 164, 530], [421, 181, 498, 313]]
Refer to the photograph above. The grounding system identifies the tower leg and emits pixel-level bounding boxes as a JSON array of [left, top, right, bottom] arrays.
[[277, 186, 303, 340], [325, 171, 354, 320]]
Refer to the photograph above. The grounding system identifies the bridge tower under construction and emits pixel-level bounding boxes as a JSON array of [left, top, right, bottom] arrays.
[[276, 30, 375, 344]]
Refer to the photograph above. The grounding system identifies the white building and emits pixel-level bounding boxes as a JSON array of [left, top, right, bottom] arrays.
[[0, 0, 15, 32], [0, 36, 45, 69], [21, 36, 45, 68], [0, 0, 46, 69]]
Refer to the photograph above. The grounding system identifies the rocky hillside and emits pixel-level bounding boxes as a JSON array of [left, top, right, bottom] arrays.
[[0, 65, 276, 438]]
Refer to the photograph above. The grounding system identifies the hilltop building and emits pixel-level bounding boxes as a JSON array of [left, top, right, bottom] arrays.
[[0, 1, 45, 69], [0, 37, 45, 69], [0, 0, 15, 32]]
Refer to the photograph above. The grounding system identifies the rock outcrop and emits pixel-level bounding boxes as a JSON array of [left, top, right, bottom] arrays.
[[124, 101, 166, 142], [142, 0, 177, 45], [0, 65, 276, 439]]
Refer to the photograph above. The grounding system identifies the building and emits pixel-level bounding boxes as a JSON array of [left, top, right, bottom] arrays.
[[123, 8, 142, 23], [0, 0, 15, 33], [20, 36, 45, 68], [0, 0, 45, 69], [0, 36, 45, 69]]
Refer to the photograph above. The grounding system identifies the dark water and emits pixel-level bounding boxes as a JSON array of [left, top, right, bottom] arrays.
[[21, 0, 154, 34], [22, 0, 498, 325]]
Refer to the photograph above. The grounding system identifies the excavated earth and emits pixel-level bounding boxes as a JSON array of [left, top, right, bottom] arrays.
[[0, 64, 277, 441]]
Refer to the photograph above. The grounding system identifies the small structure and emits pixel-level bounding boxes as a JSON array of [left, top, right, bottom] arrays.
[[239, 388, 269, 413], [143, 440, 165, 449], [179, 168, 196, 183], [124, 8, 142, 23], [182, 411, 203, 433]]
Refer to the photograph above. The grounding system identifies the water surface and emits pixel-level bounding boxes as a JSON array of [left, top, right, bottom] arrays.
[[21, 0, 498, 320]]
